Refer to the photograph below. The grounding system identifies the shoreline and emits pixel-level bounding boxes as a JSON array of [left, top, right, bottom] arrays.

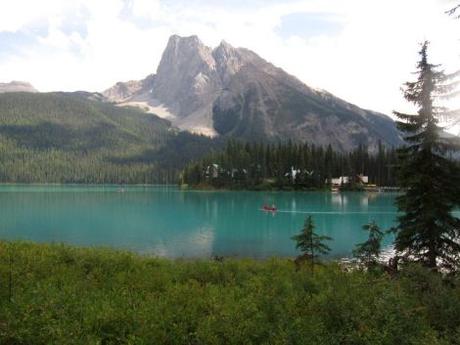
[[0, 239, 394, 263], [0, 182, 402, 193], [0, 181, 401, 191], [180, 183, 401, 193], [0, 182, 176, 186]]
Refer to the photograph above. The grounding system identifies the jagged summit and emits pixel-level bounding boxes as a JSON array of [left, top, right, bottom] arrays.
[[168, 34, 201, 44], [103, 34, 402, 150], [215, 40, 235, 53], [162, 35, 213, 64]]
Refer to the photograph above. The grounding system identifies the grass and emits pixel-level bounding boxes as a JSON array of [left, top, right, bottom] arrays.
[[0, 241, 459, 344]]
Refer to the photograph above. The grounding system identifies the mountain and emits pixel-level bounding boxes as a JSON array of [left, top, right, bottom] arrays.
[[0, 81, 37, 93], [103, 35, 402, 151], [0, 92, 221, 183]]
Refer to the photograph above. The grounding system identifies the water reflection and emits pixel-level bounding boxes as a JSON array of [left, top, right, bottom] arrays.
[[331, 192, 348, 208], [0, 186, 401, 258]]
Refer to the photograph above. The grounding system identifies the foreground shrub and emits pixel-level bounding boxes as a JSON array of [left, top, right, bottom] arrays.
[[0, 241, 459, 344]]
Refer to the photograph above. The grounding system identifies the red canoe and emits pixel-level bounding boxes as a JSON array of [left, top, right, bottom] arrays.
[[262, 205, 278, 212]]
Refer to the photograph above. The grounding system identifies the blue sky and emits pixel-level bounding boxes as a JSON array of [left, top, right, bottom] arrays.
[[0, 0, 459, 123], [276, 12, 343, 39]]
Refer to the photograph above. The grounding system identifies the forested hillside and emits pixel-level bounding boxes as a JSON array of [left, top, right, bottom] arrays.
[[0, 92, 221, 183]]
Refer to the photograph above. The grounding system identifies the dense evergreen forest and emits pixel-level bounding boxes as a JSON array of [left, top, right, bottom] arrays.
[[0, 92, 223, 183], [181, 140, 399, 189]]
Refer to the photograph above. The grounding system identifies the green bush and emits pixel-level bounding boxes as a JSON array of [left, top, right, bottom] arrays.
[[0, 241, 458, 344]]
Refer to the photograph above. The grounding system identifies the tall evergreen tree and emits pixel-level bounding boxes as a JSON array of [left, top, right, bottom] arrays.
[[393, 41, 460, 271], [291, 216, 332, 272], [353, 221, 384, 269]]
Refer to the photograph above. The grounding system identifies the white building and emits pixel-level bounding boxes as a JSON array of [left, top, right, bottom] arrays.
[[357, 174, 368, 184], [328, 175, 368, 186], [330, 176, 349, 186], [285, 166, 301, 182]]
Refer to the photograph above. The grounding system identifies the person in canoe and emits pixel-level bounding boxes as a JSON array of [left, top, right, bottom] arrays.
[[262, 204, 277, 212]]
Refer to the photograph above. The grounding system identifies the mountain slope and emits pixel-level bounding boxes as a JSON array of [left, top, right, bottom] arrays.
[[104, 35, 402, 151], [0, 92, 221, 183], [0, 92, 169, 150]]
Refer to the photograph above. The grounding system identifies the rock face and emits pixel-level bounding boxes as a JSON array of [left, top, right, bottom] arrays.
[[0, 81, 37, 93], [103, 35, 402, 150]]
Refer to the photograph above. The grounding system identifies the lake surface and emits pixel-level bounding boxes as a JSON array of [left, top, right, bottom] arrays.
[[0, 185, 414, 258]]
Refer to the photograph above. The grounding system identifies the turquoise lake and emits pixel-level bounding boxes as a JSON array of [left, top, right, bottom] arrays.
[[0, 185, 415, 259]]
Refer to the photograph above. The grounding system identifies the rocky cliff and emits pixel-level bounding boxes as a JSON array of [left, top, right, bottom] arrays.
[[104, 35, 402, 150]]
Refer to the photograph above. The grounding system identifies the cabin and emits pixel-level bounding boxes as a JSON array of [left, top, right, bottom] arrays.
[[205, 164, 219, 179], [329, 176, 350, 186], [357, 174, 368, 184], [327, 174, 369, 188]]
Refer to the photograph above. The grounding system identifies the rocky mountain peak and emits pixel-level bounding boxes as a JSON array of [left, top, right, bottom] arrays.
[[103, 34, 402, 149], [215, 40, 234, 54], [0, 81, 38, 93], [159, 35, 216, 71], [150, 35, 221, 120], [212, 40, 245, 83], [168, 34, 201, 46], [102, 74, 155, 102]]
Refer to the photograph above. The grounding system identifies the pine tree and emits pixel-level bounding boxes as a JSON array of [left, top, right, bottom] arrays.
[[393, 41, 460, 271], [353, 221, 384, 269], [291, 216, 332, 272], [447, 4, 460, 18]]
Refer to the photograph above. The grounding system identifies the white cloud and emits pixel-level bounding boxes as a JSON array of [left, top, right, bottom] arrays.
[[0, 0, 59, 32], [0, 0, 459, 123], [130, 0, 163, 19]]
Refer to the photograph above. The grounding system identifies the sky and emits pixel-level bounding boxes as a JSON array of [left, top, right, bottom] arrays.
[[1, 0, 460, 124]]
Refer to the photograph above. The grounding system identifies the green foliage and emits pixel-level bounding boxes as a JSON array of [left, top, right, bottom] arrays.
[[393, 42, 460, 271], [0, 241, 459, 344], [181, 139, 399, 190], [353, 221, 384, 269], [0, 93, 222, 183], [292, 216, 332, 271]]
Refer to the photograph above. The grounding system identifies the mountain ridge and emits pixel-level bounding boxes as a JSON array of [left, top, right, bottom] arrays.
[[103, 35, 402, 151]]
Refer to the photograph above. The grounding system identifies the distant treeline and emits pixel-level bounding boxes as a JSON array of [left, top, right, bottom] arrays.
[[0, 133, 223, 184], [0, 128, 225, 184], [181, 140, 399, 189]]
